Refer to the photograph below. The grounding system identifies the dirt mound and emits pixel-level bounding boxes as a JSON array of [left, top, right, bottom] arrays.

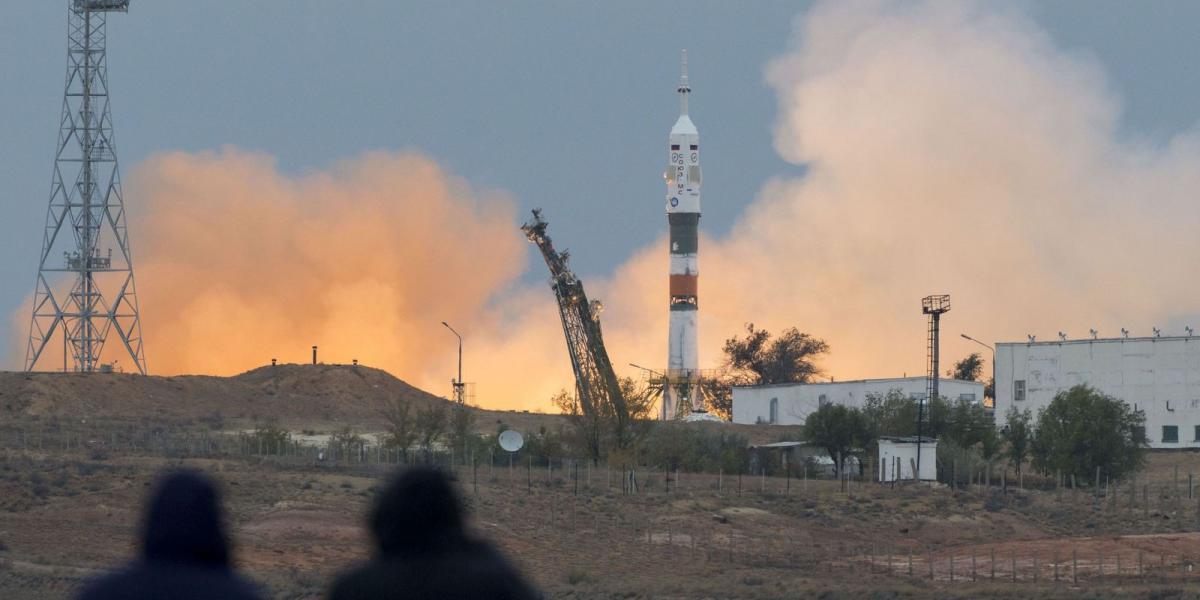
[[0, 364, 452, 429]]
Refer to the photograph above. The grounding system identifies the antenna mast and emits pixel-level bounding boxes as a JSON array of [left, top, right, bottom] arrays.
[[26, 0, 146, 374]]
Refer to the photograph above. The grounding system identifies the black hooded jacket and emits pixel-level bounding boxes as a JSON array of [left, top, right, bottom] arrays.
[[77, 470, 261, 600], [329, 467, 539, 600]]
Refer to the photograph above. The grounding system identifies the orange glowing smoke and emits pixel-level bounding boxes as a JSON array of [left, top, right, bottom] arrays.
[[124, 149, 538, 401]]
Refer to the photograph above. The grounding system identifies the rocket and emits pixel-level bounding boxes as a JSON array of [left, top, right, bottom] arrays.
[[662, 50, 701, 420]]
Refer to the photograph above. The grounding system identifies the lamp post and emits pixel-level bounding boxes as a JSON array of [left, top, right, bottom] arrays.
[[442, 321, 463, 404], [960, 333, 993, 354], [961, 333, 995, 408]]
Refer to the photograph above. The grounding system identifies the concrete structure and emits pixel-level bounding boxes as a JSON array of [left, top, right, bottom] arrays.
[[662, 50, 703, 420], [994, 335, 1200, 449], [731, 377, 984, 426], [877, 437, 938, 482]]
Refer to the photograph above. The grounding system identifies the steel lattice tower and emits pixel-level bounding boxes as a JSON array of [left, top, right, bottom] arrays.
[[26, 0, 146, 375], [918, 294, 950, 476]]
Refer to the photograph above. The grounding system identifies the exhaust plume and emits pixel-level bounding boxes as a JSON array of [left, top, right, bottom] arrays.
[[12, 1, 1200, 414]]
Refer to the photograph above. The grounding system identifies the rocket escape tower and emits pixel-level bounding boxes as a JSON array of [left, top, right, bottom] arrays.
[[662, 50, 703, 420], [26, 0, 146, 374]]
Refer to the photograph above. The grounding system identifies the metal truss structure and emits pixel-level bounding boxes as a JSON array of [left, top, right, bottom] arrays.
[[522, 209, 629, 445], [26, 0, 146, 374]]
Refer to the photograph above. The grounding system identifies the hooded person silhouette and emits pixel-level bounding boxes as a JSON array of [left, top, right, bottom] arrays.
[[329, 467, 538, 600], [77, 469, 261, 600]]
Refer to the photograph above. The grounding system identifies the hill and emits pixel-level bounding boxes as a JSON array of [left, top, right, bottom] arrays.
[[0, 363, 454, 429], [0, 364, 799, 443]]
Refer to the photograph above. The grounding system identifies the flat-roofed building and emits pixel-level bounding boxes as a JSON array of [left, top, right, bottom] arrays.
[[995, 335, 1200, 449], [731, 376, 984, 426]]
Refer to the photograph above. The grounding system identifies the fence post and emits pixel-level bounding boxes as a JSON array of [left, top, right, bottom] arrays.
[[991, 547, 996, 580], [908, 548, 913, 578], [1072, 546, 1078, 585]]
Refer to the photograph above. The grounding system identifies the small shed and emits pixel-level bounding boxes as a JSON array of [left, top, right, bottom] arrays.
[[877, 436, 937, 482]]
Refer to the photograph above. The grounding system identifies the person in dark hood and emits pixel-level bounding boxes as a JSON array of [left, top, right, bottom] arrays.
[[329, 467, 539, 600], [77, 469, 261, 600]]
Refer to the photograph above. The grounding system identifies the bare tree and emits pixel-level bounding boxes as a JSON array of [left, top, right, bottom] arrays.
[[414, 403, 448, 462], [555, 376, 656, 463], [380, 396, 417, 462], [447, 405, 475, 465]]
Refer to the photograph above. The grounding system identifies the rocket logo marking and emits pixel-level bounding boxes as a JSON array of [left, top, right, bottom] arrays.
[[670, 196, 679, 207]]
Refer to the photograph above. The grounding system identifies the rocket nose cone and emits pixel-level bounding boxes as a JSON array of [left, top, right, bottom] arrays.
[[671, 115, 698, 136]]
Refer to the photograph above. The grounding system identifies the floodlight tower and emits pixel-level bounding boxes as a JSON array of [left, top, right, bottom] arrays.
[[25, 0, 146, 374], [919, 295, 950, 477]]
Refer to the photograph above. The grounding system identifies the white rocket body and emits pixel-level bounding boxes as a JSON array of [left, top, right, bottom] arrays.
[[662, 51, 701, 420]]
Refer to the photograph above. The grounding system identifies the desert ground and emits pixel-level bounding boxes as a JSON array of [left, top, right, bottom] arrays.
[[3, 365, 1200, 599]]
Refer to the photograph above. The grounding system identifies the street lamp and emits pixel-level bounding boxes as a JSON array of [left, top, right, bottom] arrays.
[[442, 321, 463, 404], [961, 333, 995, 408], [960, 333, 994, 353]]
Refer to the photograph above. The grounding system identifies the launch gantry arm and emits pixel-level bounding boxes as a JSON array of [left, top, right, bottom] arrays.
[[522, 209, 630, 447]]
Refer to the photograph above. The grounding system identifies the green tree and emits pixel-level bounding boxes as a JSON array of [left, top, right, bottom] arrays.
[[710, 324, 829, 420], [949, 352, 984, 382], [724, 323, 829, 385], [861, 389, 952, 439], [1002, 407, 1032, 479], [943, 396, 996, 449], [803, 403, 868, 476], [1031, 385, 1146, 484]]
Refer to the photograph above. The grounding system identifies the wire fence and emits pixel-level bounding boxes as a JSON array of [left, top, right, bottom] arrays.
[[6, 421, 1200, 591]]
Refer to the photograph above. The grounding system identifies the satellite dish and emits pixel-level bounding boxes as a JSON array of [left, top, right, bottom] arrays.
[[498, 429, 525, 452]]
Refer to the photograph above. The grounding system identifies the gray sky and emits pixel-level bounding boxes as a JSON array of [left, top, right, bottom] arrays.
[[3, 1, 1200, 367]]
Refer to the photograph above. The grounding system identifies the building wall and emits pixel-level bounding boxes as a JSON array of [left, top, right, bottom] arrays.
[[731, 377, 984, 426], [877, 439, 937, 482], [994, 336, 1200, 449]]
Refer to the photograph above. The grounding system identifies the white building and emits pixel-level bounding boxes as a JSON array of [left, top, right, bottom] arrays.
[[732, 377, 985, 426], [877, 437, 938, 482], [994, 335, 1200, 449]]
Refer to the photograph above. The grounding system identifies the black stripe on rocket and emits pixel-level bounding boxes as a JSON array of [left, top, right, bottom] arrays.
[[669, 213, 699, 311]]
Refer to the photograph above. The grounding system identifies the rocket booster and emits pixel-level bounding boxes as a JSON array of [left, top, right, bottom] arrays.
[[663, 50, 701, 419]]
